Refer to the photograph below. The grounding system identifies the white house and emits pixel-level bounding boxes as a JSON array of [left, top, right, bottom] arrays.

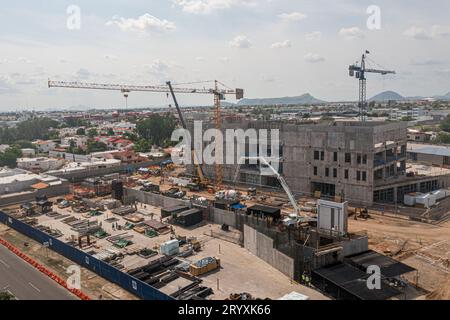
[[33, 140, 57, 153], [17, 157, 65, 172]]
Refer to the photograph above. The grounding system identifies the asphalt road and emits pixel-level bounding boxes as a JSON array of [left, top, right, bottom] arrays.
[[0, 245, 77, 300]]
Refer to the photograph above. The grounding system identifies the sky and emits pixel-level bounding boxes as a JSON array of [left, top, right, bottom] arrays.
[[0, 0, 450, 110]]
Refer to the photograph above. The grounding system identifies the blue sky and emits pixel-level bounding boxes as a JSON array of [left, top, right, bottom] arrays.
[[1, 0, 450, 109]]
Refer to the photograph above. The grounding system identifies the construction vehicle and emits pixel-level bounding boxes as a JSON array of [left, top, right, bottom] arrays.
[[349, 50, 396, 121], [48, 79, 244, 189]]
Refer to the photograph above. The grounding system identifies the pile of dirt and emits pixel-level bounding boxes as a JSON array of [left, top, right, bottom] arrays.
[[427, 276, 450, 300]]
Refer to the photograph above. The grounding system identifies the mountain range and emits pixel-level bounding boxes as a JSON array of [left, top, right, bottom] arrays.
[[369, 90, 450, 102], [235, 93, 325, 106], [232, 90, 450, 106]]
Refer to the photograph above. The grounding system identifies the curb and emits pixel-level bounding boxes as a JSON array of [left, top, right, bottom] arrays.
[[0, 237, 91, 300]]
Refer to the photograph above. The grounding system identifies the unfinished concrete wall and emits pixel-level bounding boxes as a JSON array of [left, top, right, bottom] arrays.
[[209, 208, 237, 227], [123, 188, 190, 208], [0, 183, 71, 207], [244, 224, 294, 279], [342, 236, 369, 257]]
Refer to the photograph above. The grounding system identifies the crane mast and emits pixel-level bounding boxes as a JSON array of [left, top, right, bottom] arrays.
[[349, 51, 395, 121]]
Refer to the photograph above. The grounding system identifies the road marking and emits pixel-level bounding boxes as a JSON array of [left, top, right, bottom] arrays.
[[28, 282, 41, 292], [0, 259, 10, 268]]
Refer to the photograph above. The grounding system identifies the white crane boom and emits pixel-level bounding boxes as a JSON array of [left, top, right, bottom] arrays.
[[233, 156, 301, 215]]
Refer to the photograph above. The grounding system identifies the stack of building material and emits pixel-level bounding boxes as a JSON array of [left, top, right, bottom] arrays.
[[112, 206, 136, 216]]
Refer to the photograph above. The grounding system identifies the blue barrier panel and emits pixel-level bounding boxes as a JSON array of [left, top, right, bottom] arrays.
[[0, 211, 173, 300]]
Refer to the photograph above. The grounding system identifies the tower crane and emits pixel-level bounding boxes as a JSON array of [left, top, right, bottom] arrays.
[[48, 79, 244, 188], [349, 51, 395, 121]]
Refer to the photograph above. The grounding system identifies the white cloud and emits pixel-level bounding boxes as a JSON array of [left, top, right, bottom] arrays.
[[229, 35, 252, 48], [304, 53, 325, 63], [144, 59, 172, 75], [17, 57, 33, 64], [261, 74, 276, 82], [270, 40, 291, 49], [306, 31, 322, 41], [218, 57, 230, 62], [104, 54, 118, 61], [278, 12, 307, 22], [76, 68, 91, 80], [59, 58, 69, 64], [339, 27, 364, 40], [404, 25, 450, 40], [410, 59, 443, 66], [173, 0, 256, 15], [403, 26, 431, 40], [431, 25, 450, 37], [106, 14, 176, 33]]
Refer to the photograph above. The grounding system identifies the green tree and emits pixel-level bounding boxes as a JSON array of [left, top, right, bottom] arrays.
[[435, 132, 450, 144], [87, 128, 98, 138], [0, 146, 23, 168], [136, 114, 177, 146], [133, 138, 151, 153], [86, 139, 107, 153], [107, 128, 115, 136], [440, 115, 450, 133], [68, 139, 77, 153], [76, 128, 86, 135], [64, 118, 90, 128]]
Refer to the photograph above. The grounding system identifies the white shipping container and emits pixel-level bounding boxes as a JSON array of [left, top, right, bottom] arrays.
[[160, 239, 180, 256]]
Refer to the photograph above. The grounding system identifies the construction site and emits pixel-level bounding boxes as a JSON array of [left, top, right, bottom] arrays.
[[1, 52, 450, 301]]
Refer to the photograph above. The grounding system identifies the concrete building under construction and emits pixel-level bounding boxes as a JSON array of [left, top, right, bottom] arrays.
[[188, 120, 450, 206]]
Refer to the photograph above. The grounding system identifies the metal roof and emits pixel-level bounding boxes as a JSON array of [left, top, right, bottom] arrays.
[[409, 145, 450, 157]]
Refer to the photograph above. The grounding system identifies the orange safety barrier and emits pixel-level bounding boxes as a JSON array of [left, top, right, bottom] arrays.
[[0, 237, 91, 300]]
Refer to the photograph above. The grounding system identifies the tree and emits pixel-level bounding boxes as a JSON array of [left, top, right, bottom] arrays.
[[0, 146, 22, 168], [76, 128, 86, 135], [107, 128, 115, 136], [440, 115, 450, 133], [68, 139, 77, 153], [136, 114, 177, 147], [0, 117, 59, 144], [64, 118, 90, 128], [435, 132, 450, 144], [86, 139, 107, 153], [87, 128, 98, 138], [133, 138, 151, 153]]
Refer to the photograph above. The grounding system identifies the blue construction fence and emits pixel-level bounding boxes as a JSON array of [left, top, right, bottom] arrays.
[[0, 211, 173, 300]]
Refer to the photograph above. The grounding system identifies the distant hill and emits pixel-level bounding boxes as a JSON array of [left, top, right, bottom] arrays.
[[434, 92, 450, 101], [369, 91, 405, 102], [236, 93, 325, 106]]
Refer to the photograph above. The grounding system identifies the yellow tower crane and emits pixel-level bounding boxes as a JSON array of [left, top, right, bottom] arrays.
[[48, 79, 244, 188]]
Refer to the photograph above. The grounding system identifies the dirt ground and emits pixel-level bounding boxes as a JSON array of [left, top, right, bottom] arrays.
[[348, 213, 450, 298]]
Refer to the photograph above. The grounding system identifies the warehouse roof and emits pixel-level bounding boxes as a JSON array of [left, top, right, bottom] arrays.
[[408, 144, 450, 157]]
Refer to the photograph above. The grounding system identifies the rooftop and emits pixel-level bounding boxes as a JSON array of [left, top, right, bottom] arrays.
[[408, 143, 450, 157]]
